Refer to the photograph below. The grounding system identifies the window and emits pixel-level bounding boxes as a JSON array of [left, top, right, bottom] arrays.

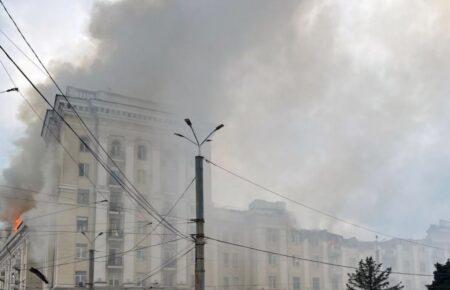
[[76, 217, 88, 232], [163, 250, 176, 268], [78, 163, 89, 177], [224, 252, 230, 267], [136, 274, 146, 287], [331, 277, 340, 290], [162, 271, 175, 286], [233, 276, 239, 286], [108, 249, 122, 266], [309, 237, 319, 247], [136, 249, 146, 261], [293, 277, 301, 290], [223, 277, 230, 290], [137, 169, 146, 184], [75, 243, 87, 258], [77, 189, 89, 204], [80, 136, 89, 152], [109, 168, 122, 186], [268, 253, 278, 265], [111, 140, 121, 157], [109, 192, 122, 211], [266, 228, 279, 244], [232, 253, 239, 268], [109, 217, 123, 238], [312, 277, 320, 290], [109, 270, 121, 286], [291, 231, 301, 244], [74, 271, 87, 287], [137, 145, 147, 160], [269, 276, 277, 289]]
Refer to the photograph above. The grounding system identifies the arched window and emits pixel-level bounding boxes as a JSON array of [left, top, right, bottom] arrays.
[[137, 145, 147, 160], [111, 140, 121, 157]]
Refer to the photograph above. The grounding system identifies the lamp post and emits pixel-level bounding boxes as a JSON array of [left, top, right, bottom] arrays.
[[81, 231, 103, 289], [175, 118, 224, 290], [0, 87, 18, 94]]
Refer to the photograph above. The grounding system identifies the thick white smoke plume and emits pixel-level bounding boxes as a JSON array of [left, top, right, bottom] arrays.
[[2, 0, 450, 238]]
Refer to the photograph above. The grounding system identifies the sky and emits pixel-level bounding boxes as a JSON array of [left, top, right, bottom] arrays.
[[0, 0, 449, 241]]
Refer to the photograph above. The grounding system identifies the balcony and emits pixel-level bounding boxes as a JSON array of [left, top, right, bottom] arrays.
[[108, 256, 123, 267], [108, 229, 124, 239]]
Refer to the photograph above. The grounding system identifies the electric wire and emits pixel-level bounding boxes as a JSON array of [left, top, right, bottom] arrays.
[[206, 159, 449, 253], [23, 237, 186, 272], [141, 244, 195, 283], [0, 188, 193, 222], [205, 236, 433, 277], [0, 45, 187, 240], [0, 1, 184, 239], [130, 177, 195, 251], [0, 57, 110, 205], [0, 57, 115, 223], [0, 28, 45, 74]]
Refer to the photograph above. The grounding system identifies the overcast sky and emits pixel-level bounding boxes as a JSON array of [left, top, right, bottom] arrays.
[[1, 0, 449, 241]]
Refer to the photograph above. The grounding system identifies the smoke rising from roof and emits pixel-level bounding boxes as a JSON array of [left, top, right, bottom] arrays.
[[2, 0, 450, 238]]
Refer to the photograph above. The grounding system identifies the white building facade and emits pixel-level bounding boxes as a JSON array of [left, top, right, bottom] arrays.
[[2, 86, 444, 290]]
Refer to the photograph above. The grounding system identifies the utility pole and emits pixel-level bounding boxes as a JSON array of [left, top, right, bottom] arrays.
[[375, 235, 379, 261], [81, 231, 103, 289], [195, 155, 205, 290], [175, 119, 224, 290], [89, 248, 94, 289]]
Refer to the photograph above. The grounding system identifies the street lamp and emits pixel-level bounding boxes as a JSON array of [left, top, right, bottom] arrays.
[[175, 118, 224, 154], [81, 231, 103, 289], [0, 87, 18, 94], [174, 118, 224, 290]]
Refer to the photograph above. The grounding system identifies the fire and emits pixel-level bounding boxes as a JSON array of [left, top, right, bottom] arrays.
[[13, 216, 23, 232]]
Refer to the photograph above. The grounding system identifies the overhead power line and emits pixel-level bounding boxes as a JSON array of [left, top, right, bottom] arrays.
[[26, 237, 186, 272], [0, 0, 184, 241], [206, 236, 433, 277], [0, 28, 45, 74], [0, 58, 112, 204], [141, 245, 195, 283], [206, 159, 448, 253], [0, 45, 187, 240], [0, 186, 192, 222], [130, 177, 195, 251]]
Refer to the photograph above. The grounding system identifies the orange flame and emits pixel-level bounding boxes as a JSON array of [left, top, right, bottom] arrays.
[[13, 216, 23, 232]]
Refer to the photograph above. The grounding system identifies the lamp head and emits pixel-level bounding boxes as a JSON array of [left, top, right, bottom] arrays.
[[184, 118, 192, 126], [215, 124, 224, 131]]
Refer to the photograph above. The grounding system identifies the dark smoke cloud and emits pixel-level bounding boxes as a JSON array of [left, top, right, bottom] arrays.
[[2, 0, 450, 238]]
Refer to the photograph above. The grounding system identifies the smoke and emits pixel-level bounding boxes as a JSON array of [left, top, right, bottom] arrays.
[[0, 121, 45, 222], [2, 0, 450, 238]]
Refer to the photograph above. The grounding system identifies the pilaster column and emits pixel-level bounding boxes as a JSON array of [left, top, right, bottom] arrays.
[[123, 140, 136, 284], [94, 136, 109, 284]]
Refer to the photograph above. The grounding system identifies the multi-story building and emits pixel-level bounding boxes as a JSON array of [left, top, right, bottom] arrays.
[[2, 86, 449, 290], [38, 86, 210, 289], [207, 200, 450, 290], [0, 222, 42, 290]]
